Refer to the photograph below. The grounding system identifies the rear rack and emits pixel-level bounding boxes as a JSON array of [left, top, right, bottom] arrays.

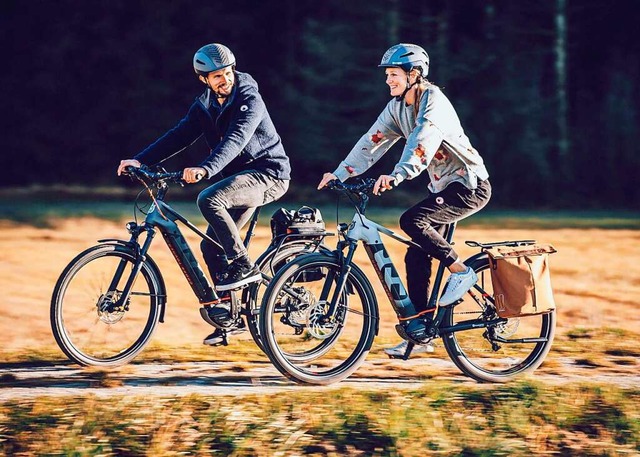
[[465, 239, 536, 249]]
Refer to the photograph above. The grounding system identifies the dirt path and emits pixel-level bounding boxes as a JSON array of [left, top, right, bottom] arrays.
[[2, 357, 638, 401], [2, 222, 639, 400]]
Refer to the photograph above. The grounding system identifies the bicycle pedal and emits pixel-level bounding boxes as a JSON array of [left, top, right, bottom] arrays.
[[215, 283, 250, 293]]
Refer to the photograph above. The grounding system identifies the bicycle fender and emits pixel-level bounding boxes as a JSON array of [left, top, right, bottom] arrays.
[[97, 238, 137, 249], [463, 251, 488, 270]]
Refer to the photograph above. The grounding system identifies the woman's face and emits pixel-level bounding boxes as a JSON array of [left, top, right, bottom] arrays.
[[385, 67, 408, 97]]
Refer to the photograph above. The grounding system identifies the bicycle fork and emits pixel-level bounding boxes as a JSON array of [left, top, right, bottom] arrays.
[[322, 240, 357, 319], [109, 229, 157, 312]]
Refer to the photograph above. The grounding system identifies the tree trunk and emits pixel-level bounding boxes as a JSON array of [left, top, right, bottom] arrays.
[[555, 0, 570, 181]]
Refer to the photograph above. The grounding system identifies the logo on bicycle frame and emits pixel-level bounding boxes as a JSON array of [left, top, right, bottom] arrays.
[[367, 244, 408, 301]]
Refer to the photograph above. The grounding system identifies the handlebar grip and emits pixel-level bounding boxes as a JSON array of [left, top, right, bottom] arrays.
[[326, 179, 341, 190]]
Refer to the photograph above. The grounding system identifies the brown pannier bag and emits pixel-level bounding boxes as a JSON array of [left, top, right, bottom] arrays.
[[486, 244, 557, 318]]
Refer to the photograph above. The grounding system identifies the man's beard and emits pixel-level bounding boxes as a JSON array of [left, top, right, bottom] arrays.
[[212, 83, 233, 99]]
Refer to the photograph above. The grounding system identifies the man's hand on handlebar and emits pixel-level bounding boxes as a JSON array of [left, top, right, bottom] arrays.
[[183, 167, 206, 184], [373, 174, 396, 196], [117, 159, 141, 176]]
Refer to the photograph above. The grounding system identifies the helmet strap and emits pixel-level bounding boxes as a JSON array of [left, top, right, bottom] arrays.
[[396, 70, 419, 102]]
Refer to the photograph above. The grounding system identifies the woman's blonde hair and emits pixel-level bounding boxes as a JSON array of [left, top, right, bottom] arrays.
[[412, 71, 432, 117]]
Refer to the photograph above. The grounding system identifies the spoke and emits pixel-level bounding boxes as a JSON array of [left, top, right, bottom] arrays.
[[345, 307, 377, 320]]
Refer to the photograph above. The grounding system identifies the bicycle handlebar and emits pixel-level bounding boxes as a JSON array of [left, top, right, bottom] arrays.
[[123, 165, 194, 185], [326, 177, 377, 196]]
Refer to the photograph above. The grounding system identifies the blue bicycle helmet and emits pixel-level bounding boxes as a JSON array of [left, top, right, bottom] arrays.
[[379, 43, 429, 77]]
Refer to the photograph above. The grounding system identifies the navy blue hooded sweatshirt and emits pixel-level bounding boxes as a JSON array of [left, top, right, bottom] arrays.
[[134, 71, 290, 180]]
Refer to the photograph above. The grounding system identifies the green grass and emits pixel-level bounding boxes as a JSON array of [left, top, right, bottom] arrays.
[[1, 382, 638, 456]]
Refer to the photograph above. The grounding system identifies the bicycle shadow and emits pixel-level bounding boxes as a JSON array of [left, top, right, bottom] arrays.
[[0, 360, 291, 392]]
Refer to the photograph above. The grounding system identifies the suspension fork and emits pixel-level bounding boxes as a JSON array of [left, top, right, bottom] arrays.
[[111, 229, 157, 309]]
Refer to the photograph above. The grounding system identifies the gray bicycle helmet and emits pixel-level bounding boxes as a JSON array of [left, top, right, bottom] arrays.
[[193, 43, 236, 75], [379, 43, 429, 77]]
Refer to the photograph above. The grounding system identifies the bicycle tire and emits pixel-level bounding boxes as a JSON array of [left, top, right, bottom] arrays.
[[259, 252, 378, 385], [441, 256, 556, 382], [50, 243, 165, 367]]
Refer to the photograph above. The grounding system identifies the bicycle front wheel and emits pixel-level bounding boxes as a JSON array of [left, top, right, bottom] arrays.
[[259, 253, 378, 385], [442, 256, 556, 382], [51, 243, 164, 367]]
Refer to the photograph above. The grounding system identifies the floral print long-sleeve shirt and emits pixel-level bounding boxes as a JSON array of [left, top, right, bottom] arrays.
[[332, 84, 489, 193]]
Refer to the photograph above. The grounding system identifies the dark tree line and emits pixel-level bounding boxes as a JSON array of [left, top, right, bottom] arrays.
[[2, 0, 639, 209]]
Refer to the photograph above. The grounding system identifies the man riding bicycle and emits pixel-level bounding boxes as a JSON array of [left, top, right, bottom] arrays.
[[117, 43, 290, 346]]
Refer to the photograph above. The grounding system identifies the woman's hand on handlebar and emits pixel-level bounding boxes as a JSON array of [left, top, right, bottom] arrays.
[[117, 159, 141, 176], [317, 172, 338, 190], [183, 167, 206, 184], [373, 174, 396, 196]]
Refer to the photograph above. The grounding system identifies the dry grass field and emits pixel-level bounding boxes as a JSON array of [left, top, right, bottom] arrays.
[[2, 213, 640, 455], [1, 214, 638, 362]]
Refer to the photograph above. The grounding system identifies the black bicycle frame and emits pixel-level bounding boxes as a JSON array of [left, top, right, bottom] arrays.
[[115, 198, 259, 308]]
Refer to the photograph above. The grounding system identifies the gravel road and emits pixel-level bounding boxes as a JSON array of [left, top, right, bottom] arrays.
[[2, 357, 638, 401]]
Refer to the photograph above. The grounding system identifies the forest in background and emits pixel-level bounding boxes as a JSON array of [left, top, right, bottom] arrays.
[[2, 0, 639, 209]]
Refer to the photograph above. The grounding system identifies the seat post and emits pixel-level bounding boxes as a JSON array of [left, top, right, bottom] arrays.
[[243, 207, 261, 249], [444, 221, 457, 244]]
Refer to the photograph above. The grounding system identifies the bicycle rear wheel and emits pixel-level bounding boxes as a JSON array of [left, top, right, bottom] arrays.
[[51, 243, 164, 367], [246, 241, 326, 351], [442, 256, 556, 382], [259, 253, 378, 385]]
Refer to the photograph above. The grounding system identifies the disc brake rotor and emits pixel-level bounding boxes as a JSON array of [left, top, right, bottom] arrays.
[[305, 301, 343, 340], [96, 291, 126, 324]]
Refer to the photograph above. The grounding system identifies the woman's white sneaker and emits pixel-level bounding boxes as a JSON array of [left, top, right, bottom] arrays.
[[384, 340, 434, 358], [439, 266, 477, 307]]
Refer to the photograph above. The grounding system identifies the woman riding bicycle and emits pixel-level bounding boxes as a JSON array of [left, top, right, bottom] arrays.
[[317, 43, 491, 357]]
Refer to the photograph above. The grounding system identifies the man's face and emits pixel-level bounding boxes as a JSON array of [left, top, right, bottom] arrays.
[[203, 67, 235, 97]]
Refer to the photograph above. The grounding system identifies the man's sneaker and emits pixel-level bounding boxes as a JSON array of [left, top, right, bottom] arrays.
[[203, 320, 246, 346], [215, 261, 262, 291], [384, 340, 434, 358], [439, 266, 478, 307], [203, 328, 227, 346]]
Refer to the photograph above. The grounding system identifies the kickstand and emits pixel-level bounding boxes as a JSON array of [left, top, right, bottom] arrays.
[[402, 342, 415, 360]]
